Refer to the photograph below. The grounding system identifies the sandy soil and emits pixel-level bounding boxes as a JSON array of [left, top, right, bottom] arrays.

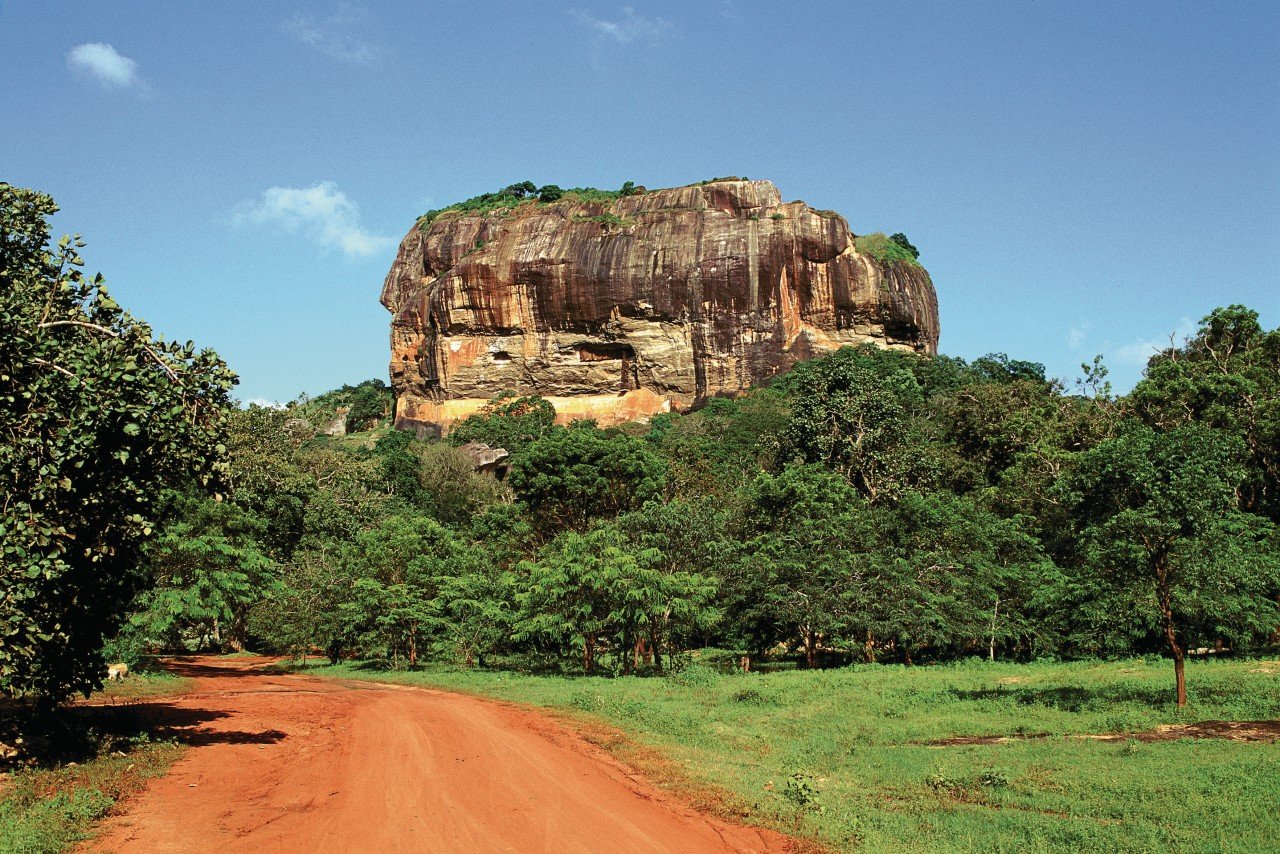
[[84, 656, 793, 854]]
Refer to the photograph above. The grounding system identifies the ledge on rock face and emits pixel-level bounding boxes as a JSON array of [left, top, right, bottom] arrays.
[[381, 178, 940, 434]]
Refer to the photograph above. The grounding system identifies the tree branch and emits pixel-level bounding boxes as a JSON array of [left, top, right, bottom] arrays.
[[37, 319, 180, 382]]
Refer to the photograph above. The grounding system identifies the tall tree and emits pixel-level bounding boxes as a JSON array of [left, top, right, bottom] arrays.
[[1060, 423, 1279, 706], [1, 184, 235, 703]]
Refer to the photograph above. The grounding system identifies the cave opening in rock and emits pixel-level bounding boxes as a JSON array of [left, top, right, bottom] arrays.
[[577, 342, 639, 391]]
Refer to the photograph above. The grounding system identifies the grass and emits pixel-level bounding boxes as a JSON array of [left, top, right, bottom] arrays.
[[855, 232, 921, 267], [0, 670, 190, 853], [305, 655, 1280, 852]]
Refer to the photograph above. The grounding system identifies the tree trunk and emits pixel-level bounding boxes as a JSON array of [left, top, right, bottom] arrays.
[[408, 627, 417, 667], [988, 596, 1000, 662], [583, 633, 596, 673], [1158, 568, 1188, 707], [903, 645, 913, 667], [803, 630, 818, 669], [1162, 568, 1187, 706], [649, 625, 663, 675], [864, 629, 876, 663]]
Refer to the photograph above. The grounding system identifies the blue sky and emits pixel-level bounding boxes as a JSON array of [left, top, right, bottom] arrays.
[[3, 1, 1277, 404]]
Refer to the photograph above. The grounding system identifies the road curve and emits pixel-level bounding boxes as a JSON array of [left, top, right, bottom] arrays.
[[85, 657, 793, 854]]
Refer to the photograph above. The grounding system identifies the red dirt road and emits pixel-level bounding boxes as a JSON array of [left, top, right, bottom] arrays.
[[86, 657, 793, 853]]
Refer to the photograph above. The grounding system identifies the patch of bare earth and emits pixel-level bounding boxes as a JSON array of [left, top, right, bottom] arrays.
[[924, 719, 1280, 747], [83, 656, 800, 854]]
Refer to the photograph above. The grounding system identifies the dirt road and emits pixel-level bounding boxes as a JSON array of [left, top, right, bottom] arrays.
[[86, 657, 792, 853]]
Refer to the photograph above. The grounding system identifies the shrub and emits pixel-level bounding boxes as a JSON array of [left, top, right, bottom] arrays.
[[854, 232, 921, 266]]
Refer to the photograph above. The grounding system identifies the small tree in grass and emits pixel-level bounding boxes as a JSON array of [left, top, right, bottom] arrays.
[[1061, 423, 1280, 706]]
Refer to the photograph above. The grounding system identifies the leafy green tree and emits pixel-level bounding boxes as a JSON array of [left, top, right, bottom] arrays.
[[537, 184, 564, 203], [430, 560, 513, 668], [647, 389, 789, 499], [868, 491, 1049, 663], [249, 544, 354, 663], [779, 345, 930, 500], [124, 495, 275, 652], [1128, 306, 1280, 521], [515, 521, 716, 673], [1, 184, 235, 703], [1060, 423, 1280, 706], [508, 423, 666, 534], [888, 232, 919, 259], [734, 466, 876, 665], [336, 515, 461, 667], [449, 393, 556, 453]]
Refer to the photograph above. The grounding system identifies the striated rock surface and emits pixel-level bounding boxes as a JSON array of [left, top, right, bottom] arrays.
[[381, 179, 939, 435]]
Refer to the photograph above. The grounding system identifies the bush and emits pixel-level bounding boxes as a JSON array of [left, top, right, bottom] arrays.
[[854, 232, 921, 266]]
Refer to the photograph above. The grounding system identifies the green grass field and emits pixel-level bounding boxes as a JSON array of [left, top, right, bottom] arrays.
[[308, 655, 1280, 853]]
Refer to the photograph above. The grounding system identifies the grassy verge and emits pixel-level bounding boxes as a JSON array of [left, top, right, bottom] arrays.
[[0, 670, 190, 853], [304, 656, 1280, 852]]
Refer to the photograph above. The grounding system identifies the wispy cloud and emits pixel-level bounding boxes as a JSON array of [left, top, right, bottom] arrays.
[[66, 43, 148, 91], [237, 182, 395, 258], [282, 3, 380, 64], [1067, 325, 1088, 351], [1109, 316, 1197, 367], [570, 6, 672, 43], [245, 398, 287, 410]]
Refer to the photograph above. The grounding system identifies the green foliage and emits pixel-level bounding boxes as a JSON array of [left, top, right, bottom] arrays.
[[888, 232, 920, 259], [855, 231, 922, 266], [417, 181, 645, 228], [122, 494, 276, 653], [449, 392, 556, 453], [508, 422, 667, 534], [0, 184, 235, 704], [1060, 422, 1280, 703]]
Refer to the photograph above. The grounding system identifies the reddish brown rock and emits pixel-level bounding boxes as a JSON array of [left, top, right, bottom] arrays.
[[381, 179, 939, 435]]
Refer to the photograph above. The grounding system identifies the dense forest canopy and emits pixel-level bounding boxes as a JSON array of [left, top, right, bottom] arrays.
[[3, 184, 1277, 708], [114, 308, 1280, 707]]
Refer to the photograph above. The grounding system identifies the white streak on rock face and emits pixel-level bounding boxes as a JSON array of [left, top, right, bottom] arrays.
[[381, 180, 940, 434]]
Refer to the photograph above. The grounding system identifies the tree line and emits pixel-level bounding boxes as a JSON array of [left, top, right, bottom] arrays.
[[3, 184, 1278, 708]]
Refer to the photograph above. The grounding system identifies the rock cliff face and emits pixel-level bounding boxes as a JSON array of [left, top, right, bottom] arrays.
[[381, 179, 939, 435]]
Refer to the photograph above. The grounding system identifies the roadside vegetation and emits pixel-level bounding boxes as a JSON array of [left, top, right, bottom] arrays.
[[307, 655, 1280, 852], [0, 669, 188, 854]]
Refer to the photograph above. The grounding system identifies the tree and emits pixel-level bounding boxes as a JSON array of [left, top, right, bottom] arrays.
[[449, 393, 556, 453], [779, 345, 930, 500], [888, 232, 920, 259], [1, 184, 235, 703], [1128, 306, 1280, 522], [734, 466, 875, 665], [1060, 423, 1280, 706], [125, 495, 275, 652], [508, 422, 666, 534], [868, 491, 1049, 663], [537, 185, 564, 203]]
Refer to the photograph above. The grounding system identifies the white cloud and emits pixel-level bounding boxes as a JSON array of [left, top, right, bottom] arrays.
[[571, 6, 672, 43], [245, 398, 287, 410], [66, 43, 146, 90], [1067, 325, 1088, 351], [282, 4, 379, 64], [238, 182, 395, 258]]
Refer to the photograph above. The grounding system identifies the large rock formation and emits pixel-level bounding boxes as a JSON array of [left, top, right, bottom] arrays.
[[381, 179, 939, 435]]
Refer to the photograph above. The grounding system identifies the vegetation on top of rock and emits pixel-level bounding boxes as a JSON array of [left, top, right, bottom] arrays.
[[855, 231, 923, 265], [417, 180, 644, 228]]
